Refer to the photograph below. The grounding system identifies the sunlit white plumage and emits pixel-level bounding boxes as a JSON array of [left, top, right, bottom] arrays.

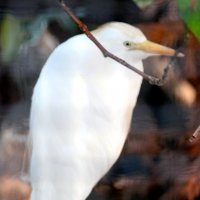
[[30, 22, 179, 200]]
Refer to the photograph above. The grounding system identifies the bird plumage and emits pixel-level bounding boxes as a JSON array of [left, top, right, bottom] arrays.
[[30, 22, 178, 200]]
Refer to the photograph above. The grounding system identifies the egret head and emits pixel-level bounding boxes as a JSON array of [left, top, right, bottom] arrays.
[[93, 22, 184, 61]]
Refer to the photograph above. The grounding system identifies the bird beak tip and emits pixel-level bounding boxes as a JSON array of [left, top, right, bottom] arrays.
[[138, 40, 185, 58]]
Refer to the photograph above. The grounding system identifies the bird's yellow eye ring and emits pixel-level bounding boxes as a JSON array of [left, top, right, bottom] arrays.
[[123, 41, 132, 47]]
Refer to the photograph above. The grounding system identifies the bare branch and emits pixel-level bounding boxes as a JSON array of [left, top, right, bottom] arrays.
[[58, 0, 181, 86], [189, 125, 200, 143]]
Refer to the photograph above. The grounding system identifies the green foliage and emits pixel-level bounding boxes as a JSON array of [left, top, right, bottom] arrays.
[[0, 15, 24, 64], [0, 11, 77, 64], [177, 0, 200, 41], [134, 0, 153, 7]]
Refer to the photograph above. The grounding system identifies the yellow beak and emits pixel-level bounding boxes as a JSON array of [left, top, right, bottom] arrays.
[[136, 40, 184, 57]]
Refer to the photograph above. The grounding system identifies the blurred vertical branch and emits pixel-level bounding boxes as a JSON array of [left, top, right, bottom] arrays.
[[190, 126, 200, 142], [190, 0, 197, 10]]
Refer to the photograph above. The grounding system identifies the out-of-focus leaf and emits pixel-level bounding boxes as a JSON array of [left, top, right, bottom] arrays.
[[0, 11, 77, 64], [177, 0, 200, 41], [24, 10, 77, 45], [0, 15, 24, 64], [134, 0, 153, 8]]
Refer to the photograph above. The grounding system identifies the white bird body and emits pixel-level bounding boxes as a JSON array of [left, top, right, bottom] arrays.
[[30, 22, 179, 200]]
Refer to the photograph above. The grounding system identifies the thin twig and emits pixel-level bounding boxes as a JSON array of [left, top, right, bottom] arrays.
[[155, 49, 181, 85], [189, 125, 200, 143], [158, 30, 189, 85], [59, 0, 181, 86]]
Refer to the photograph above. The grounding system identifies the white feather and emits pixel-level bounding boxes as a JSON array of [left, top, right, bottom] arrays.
[[30, 22, 148, 200]]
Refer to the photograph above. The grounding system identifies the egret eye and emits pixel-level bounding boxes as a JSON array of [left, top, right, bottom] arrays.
[[123, 41, 132, 47]]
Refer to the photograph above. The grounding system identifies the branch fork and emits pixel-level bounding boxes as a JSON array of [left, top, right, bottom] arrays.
[[59, 0, 182, 86], [58, 1, 200, 142]]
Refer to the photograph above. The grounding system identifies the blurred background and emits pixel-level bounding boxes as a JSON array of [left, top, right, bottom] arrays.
[[0, 0, 200, 199]]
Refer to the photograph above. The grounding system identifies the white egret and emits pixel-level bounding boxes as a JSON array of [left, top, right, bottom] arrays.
[[30, 22, 182, 200]]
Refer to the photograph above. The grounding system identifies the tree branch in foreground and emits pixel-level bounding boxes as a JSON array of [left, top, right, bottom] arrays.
[[59, 0, 181, 86], [189, 126, 200, 143], [59, 1, 200, 143]]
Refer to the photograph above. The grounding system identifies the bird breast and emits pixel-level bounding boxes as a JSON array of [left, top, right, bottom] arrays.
[[30, 34, 144, 199]]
